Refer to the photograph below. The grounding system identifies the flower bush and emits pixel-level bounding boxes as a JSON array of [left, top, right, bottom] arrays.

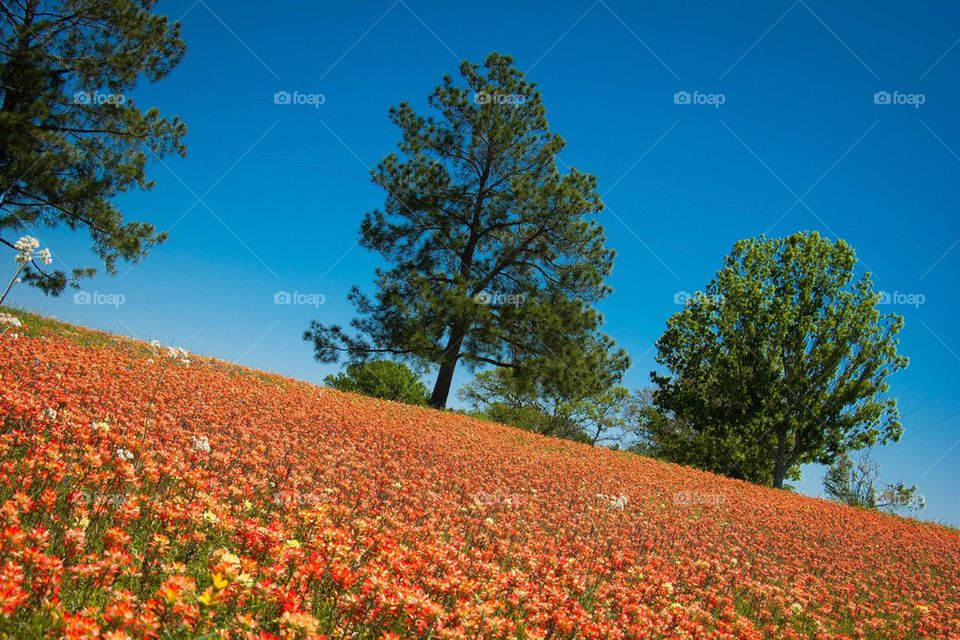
[[0, 314, 957, 639]]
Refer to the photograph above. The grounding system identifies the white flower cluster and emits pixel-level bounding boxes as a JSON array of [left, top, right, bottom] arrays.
[[167, 346, 191, 366], [0, 313, 22, 329], [192, 435, 211, 453], [115, 448, 134, 461], [596, 493, 629, 511], [14, 236, 52, 266], [148, 340, 191, 366]]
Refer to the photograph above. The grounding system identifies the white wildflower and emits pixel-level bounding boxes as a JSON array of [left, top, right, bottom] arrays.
[[14, 236, 40, 264], [115, 448, 134, 461], [37, 248, 52, 266], [192, 435, 211, 453], [0, 313, 23, 329], [42, 408, 57, 421], [596, 493, 628, 511], [166, 345, 191, 366], [14, 236, 39, 252]]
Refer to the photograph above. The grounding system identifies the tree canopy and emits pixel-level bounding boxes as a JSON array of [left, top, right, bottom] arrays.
[[0, 0, 186, 293], [305, 52, 625, 408], [649, 232, 908, 488]]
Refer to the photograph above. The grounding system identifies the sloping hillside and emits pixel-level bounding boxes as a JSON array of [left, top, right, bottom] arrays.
[[0, 310, 957, 639]]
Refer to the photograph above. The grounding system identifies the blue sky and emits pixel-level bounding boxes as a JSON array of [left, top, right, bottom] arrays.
[[10, 0, 960, 524]]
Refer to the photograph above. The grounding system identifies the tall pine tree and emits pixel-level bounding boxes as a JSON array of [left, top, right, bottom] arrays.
[[0, 0, 186, 293], [306, 53, 625, 408]]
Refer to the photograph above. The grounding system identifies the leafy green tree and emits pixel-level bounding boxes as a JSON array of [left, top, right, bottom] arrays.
[[631, 387, 779, 483], [824, 452, 924, 513], [0, 0, 187, 294], [324, 360, 429, 405], [459, 366, 634, 446], [651, 232, 908, 488], [305, 53, 624, 408]]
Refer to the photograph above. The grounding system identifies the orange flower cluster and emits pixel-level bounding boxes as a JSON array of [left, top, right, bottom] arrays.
[[0, 320, 957, 639]]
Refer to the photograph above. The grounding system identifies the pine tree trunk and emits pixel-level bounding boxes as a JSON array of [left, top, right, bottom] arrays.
[[429, 326, 467, 408], [429, 359, 457, 409]]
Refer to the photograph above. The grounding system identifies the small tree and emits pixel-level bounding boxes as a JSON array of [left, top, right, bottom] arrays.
[[824, 452, 924, 513], [651, 232, 908, 488], [458, 366, 634, 446], [0, 0, 187, 293], [324, 360, 429, 405], [305, 53, 623, 408]]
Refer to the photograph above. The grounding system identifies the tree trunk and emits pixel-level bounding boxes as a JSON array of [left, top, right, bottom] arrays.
[[429, 326, 467, 409], [772, 460, 789, 489], [429, 359, 457, 409], [772, 426, 789, 488]]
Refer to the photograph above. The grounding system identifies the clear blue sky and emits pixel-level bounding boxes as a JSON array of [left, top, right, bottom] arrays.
[[11, 0, 960, 524]]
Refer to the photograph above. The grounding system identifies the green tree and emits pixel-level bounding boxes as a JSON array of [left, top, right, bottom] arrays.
[[324, 360, 429, 405], [0, 0, 186, 294], [651, 232, 908, 488], [458, 366, 634, 446], [305, 53, 624, 408], [824, 451, 924, 513]]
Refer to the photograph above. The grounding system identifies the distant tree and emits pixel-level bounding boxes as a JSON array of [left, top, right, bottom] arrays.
[[305, 53, 624, 408], [0, 0, 187, 294], [824, 452, 924, 513], [324, 360, 429, 405], [651, 232, 908, 488], [459, 365, 634, 446]]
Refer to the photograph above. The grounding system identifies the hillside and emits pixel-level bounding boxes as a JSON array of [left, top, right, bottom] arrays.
[[0, 309, 957, 639]]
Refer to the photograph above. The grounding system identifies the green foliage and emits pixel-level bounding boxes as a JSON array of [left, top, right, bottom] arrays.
[[305, 52, 625, 408], [458, 367, 634, 445], [823, 451, 924, 512], [324, 360, 429, 405], [0, 0, 187, 294], [650, 232, 908, 488]]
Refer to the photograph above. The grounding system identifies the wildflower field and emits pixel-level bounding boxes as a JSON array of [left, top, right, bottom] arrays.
[[0, 312, 957, 639]]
